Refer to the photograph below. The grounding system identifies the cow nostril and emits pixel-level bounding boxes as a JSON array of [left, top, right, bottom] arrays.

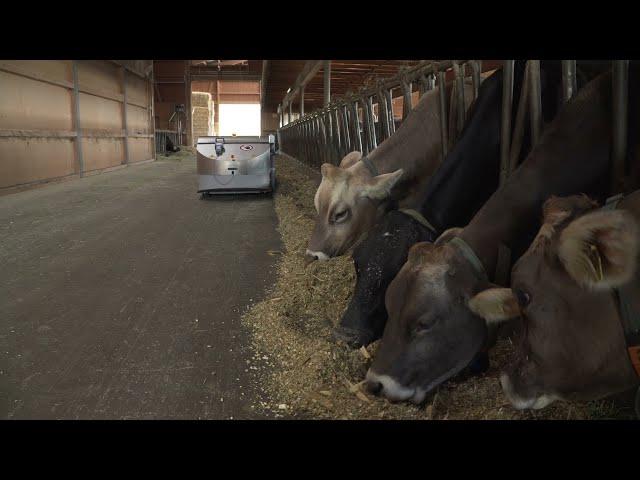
[[365, 381, 383, 395], [304, 253, 318, 266]]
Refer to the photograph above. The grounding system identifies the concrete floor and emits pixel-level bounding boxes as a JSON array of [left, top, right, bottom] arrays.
[[0, 154, 282, 419]]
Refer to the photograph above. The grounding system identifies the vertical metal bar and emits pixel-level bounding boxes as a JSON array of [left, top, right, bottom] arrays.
[[401, 79, 413, 121], [323, 60, 331, 106], [471, 60, 481, 100], [332, 108, 342, 159], [377, 89, 391, 141], [72, 60, 84, 175], [369, 96, 378, 149], [500, 60, 515, 185], [122, 67, 130, 165], [529, 60, 543, 145], [149, 63, 156, 161], [509, 61, 531, 173], [454, 61, 466, 136], [384, 89, 396, 135], [612, 60, 629, 193], [339, 104, 351, 153], [427, 73, 436, 91], [288, 102, 292, 124], [359, 100, 369, 156], [350, 100, 363, 153], [300, 86, 305, 117], [316, 115, 323, 167], [437, 70, 449, 161], [561, 60, 577, 103]]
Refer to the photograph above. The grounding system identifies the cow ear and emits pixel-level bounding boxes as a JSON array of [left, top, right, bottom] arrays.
[[468, 288, 521, 324], [435, 227, 464, 246], [408, 241, 437, 264], [339, 151, 363, 169], [360, 169, 404, 200], [557, 209, 639, 290], [321, 163, 339, 178]]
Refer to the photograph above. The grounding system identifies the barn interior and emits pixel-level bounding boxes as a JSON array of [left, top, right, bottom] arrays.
[[1, 59, 638, 420]]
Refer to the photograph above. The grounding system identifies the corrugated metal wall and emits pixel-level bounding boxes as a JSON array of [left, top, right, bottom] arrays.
[[0, 60, 155, 193]]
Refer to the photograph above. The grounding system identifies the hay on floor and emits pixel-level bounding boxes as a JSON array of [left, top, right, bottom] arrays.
[[242, 154, 636, 420]]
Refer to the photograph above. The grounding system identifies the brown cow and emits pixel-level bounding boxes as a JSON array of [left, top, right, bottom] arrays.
[[364, 67, 638, 403], [306, 82, 475, 261], [469, 193, 640, 409]]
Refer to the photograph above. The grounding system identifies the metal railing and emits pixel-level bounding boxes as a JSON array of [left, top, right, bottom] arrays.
[[155, 130, 179, 155], [278, 60, 483, 169], [278, 60, 630, 196]]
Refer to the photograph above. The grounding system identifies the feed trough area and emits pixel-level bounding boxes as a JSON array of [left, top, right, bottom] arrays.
[[1, 59, 639, 421]]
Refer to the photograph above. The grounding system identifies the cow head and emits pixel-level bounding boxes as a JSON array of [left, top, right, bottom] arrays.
[[469, 195, 640, 409], [333, 211, 437, 347], [364, 228, 489, 403], [306, 151, 404, 261]]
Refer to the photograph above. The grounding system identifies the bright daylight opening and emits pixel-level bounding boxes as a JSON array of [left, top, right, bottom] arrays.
[[218, 103, 261, 136]]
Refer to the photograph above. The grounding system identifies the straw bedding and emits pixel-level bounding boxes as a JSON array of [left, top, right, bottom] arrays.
[[241, 154, 635, 420]]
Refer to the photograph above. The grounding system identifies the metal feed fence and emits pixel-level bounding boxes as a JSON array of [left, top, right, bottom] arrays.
[[278, 60, 631, 194], [278, 60, 482, 169]]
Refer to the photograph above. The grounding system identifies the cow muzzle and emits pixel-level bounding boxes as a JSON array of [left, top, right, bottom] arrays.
[[305, 249, 330, 262], [365, 370, 427, 404], [500, 373, 557, 410]]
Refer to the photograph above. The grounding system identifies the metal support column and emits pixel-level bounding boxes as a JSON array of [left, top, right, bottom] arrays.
[[437, 70, 449, 161], [471, 60, 481, 100], [401, 78, 413, 121], [323, 60, 331, 106], [72, 60, 84, 175], [300, 86, 305, 117], [500, 60, 515, 185], [454, 61, 466, 135], [122, 68, 130, 165], [561, 60, 577, 103], [612, 60, 629, 193], [529, 60, 542, 145]]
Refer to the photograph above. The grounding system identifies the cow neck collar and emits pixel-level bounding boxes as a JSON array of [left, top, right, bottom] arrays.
[[601, 192, 640, 378], [361, 156, 379, 177], [448, 236, 489, 284], [398, 208, 437, 234]]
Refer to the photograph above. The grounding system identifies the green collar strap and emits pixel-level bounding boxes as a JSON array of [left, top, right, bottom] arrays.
[[398, 208, 437, 235], [449, 236, 489, 284]]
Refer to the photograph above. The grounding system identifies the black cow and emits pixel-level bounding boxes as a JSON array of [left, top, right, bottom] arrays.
[[333, 61, 565, 352]]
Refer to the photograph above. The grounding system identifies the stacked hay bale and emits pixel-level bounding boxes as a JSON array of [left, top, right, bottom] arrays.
[[191, 92, 214, 143]]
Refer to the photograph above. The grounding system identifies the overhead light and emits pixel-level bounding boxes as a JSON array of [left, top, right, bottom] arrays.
[[286, 88, 291, 93]]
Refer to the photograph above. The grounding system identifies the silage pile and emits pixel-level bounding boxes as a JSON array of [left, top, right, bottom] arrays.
[[242, 154, 635, 420]]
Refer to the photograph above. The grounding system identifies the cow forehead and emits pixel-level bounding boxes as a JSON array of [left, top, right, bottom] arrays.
[[316, 175, 356, 212], [395, 261, 452, 317]]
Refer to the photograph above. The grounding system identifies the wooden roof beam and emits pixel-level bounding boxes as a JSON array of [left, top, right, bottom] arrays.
[[281, 60, 325, 109]]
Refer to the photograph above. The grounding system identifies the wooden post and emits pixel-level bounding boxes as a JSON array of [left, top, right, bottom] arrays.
[[185, 61, 192, 147], [71, 60, 84, 176], [122, 67, 130, 165], [149, 61, 156, 161], [215, 80, 220, 135]]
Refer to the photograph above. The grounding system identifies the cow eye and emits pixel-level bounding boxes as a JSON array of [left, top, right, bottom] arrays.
[[415, 315, 439, 333], [515, 289, 531, 307], [333, 209, 350, 224]]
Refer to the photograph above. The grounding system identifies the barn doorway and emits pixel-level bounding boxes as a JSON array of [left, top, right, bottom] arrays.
[[190, 79, 261, 141]]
